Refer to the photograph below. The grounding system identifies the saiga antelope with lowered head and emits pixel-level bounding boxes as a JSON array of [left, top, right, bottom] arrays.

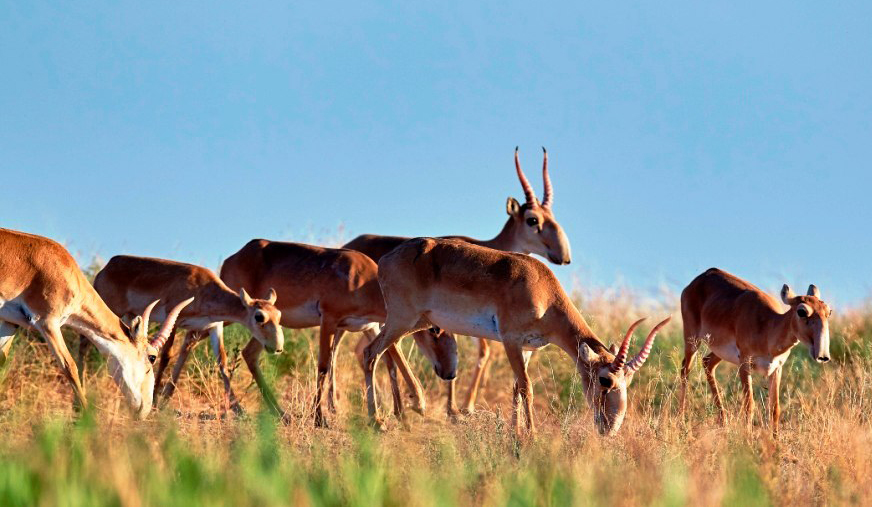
[[220, 239, 457, 427], [0, 228, 191, 418], [679, 268, 832, 436], [344, 147, 571, 417], [78, 255, 283, 413], [362, 238, 669, 436]]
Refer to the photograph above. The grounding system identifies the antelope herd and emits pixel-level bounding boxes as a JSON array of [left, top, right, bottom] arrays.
[[0, 148, 834, 438]]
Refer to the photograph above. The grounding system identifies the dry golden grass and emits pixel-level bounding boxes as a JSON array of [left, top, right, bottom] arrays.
[[0, 288, 870, 506]]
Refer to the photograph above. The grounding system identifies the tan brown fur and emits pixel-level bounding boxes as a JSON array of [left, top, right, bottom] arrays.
[[80, 255, 282, 414], [219, 239, 457, 427], [679, 267, 833, 436], [362, 238, 666, 436], [343, 147, 572, 417], [0, 228, 185, 419]]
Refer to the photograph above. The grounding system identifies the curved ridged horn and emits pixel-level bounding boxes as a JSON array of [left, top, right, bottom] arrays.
[[541, 146, 553, 208], [625, 316, 672, 373], [149, 297, 194, 349], [609, 317, 646, 373], [515, 146, 538, 204], [140, 299, 160, 335]]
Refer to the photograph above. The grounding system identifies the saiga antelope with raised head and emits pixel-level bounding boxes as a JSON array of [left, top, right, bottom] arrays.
[[220, 239, 457, 427], [344, 147, 571, 417], [679, 268, 832, 436], [78, 255, 283, 413], [0, 228, 191, 418], [362, 238, 669, 436]]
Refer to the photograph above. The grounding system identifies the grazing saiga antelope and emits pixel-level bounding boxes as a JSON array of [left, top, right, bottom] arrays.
[[219, 239, 457, 427], [344, 147, 571, 417], [78, 255, 283, 413], [679, 268, 832, 435], [0, 228, 191, 418], [362, 238, 669, 436]]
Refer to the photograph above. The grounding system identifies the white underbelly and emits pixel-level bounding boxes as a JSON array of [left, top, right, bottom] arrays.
[[279, 302, 322, 329], [709, 340, 741, 365], [428, 308, 500, 340]]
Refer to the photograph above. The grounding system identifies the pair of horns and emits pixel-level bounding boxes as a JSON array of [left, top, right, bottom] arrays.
[[514, 146, 553, 208], [140, 297, 195, 349], [609, 316, 672, 374]]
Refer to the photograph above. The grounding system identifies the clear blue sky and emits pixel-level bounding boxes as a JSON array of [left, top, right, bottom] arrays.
[[2, 2, 870, 306]]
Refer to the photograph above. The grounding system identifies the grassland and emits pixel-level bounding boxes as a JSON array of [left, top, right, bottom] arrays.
[[0, 285, 870, 506]]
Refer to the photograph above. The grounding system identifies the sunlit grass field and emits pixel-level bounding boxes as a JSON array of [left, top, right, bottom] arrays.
[[0, 284, 870, 506]]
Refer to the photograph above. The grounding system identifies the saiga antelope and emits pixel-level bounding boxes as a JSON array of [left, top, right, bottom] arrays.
[[362, 238, 669, 436], [344, 147, 571, 417], [679, 268, 832, 436], [220, 240, 457, 427], [0, 228, 191, 418], [78, 255, 283, 413]]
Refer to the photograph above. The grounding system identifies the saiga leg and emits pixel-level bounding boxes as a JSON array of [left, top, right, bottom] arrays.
[[768, 366, 782, 438], [678, 338, 699, 416], [314, 318, 339, 428], [242, 338, 285, 419], [160, 330, 202, 403], [462, 337, 492, 414], [356, 328, 406, 417], [327, 329, 346, 414], [702, 352, 726, 424], [363, 327, 425, 416], [362, 323, 417, 423], [153, 328, 178, 405], [41, 322, 88, 410], [739, 357, 754, 430], [504, 343, 535, 436], [209, 324, 242, 415]]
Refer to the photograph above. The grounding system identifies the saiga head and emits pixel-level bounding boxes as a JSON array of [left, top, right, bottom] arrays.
[[577, 317, 671, 435], [781, 284, 832, 363], [239, 288, 284, 354], [505, 147, 572, 265]]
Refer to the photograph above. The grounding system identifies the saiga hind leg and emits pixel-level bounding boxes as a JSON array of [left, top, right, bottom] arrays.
[[702, 352, 726, 424]]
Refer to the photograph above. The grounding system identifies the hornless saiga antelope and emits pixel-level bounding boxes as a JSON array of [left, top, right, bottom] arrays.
[[679, 268, 832, 436], [0, 228, 191, 418], [344, 147, 571, 417], [362, 238, 669, 436], [219, 240, 458, 427], [77, 255, 283, 414]]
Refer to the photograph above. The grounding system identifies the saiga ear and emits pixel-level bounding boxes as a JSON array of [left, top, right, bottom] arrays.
[[129, 316, 145, 340], [807, 284, 820, 298], [579, 343, 600, 364], [239, 288, 254, 306], [609, 343, 618, 355], [506, 197, 521, 217], [781, 284, 796, 305], [266, 288, 278, 305]]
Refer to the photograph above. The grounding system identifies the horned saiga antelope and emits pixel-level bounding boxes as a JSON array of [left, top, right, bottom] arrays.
[[78, 255, 283, 414], [362, 238, 669, 436], [679, 268, 832, 436], [344, 147, 571, 417], [0, 228, 191, 418], [220, 240, 458, 427]]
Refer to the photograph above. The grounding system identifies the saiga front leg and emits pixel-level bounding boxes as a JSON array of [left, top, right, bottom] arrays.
[[504, 343, 535, 437], [739, 357, 754, 430], [314, 318, 339, 428], [768, 366, 782, 437], [241, 338, 286, 421]]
